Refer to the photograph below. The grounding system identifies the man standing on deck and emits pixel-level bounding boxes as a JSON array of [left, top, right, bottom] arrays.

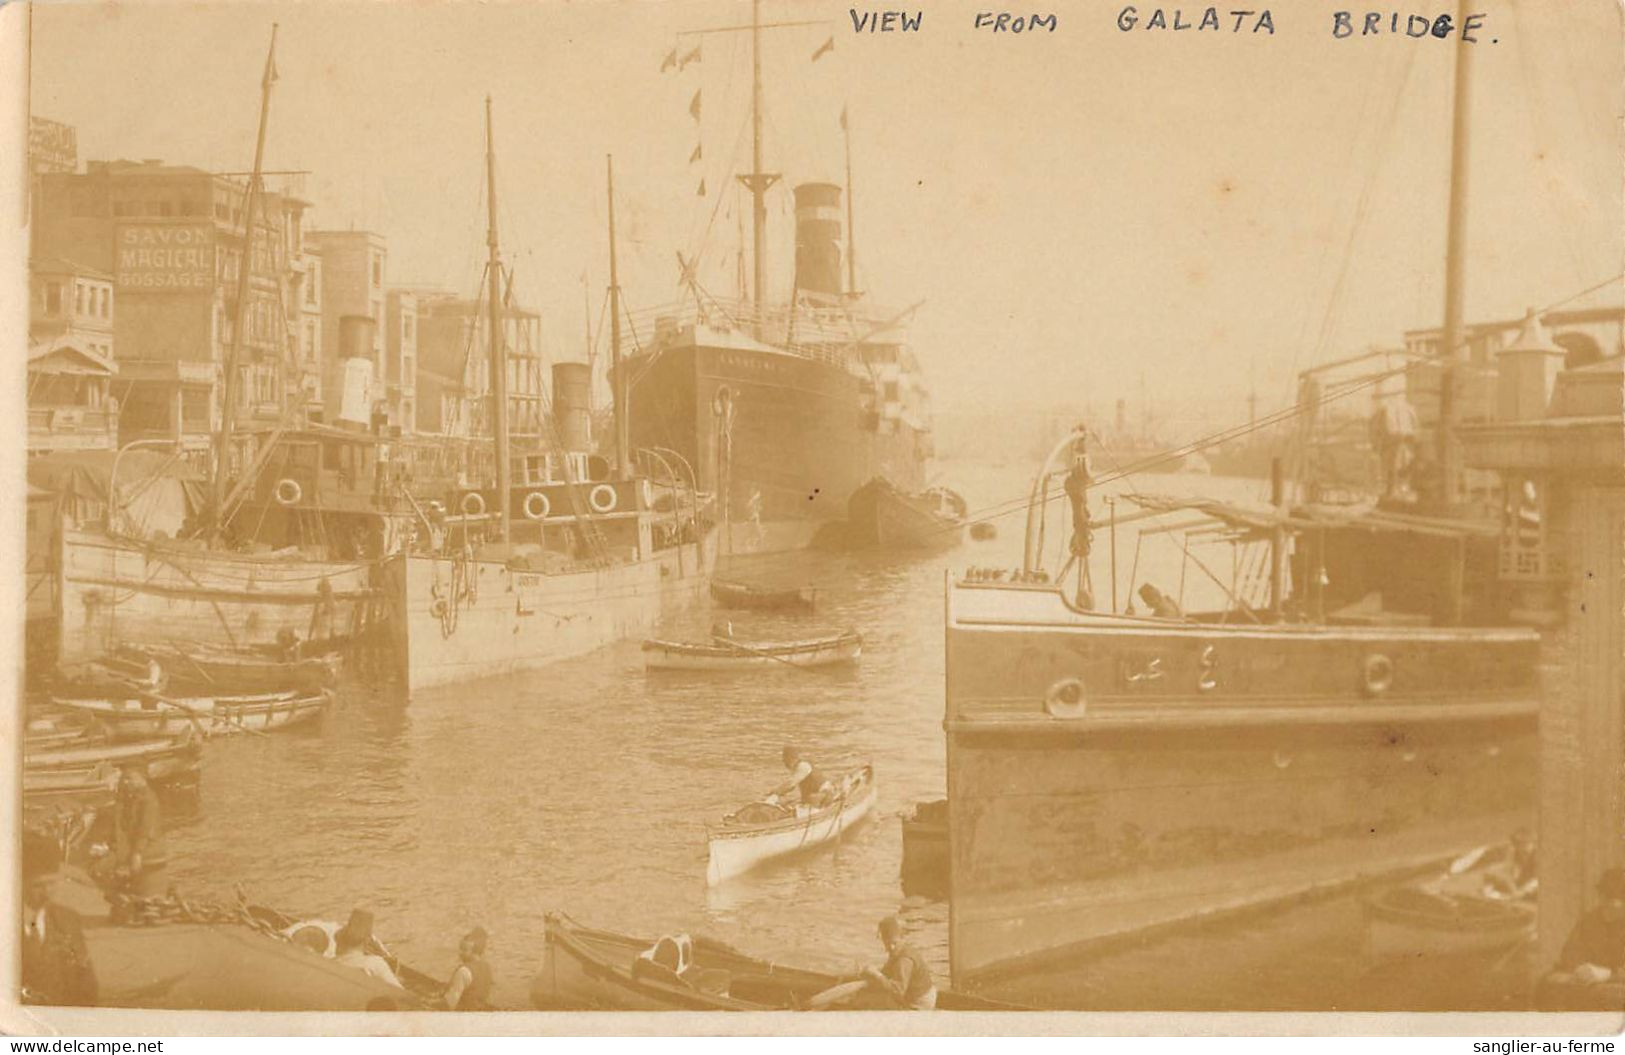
[[439, 927, 494, 1010], [861, 915, 937, 1010]]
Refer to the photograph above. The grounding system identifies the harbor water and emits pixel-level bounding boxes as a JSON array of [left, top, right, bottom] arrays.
[[155, 460, 1525, 1010]]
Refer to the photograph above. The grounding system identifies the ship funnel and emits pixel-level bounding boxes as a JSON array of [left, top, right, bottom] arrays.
[[793, 182, 844, 299], [551, 361, 593, 452], [335, 314, 377, 429]]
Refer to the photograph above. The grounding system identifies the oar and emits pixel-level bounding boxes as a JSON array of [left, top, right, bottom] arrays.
[[146, 692, 275, 739], [709, 633, 849, 676], [804, 978, 868, 1011]]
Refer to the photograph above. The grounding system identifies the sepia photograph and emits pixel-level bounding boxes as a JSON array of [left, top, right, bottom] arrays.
[[4, 0, 1622, 1036]]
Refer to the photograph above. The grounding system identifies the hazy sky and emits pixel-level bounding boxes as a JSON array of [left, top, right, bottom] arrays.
[[28, 0, 1623, 436]]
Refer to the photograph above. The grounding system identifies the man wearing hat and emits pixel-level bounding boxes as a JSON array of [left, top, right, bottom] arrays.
[[1553, 867, 1625, 985], [439, 927, 494, 1010], [21, 831, 97, 1006], [766, 746, 835, 809], [860, 915, 937, 1010], [334, 909, 404, 990]]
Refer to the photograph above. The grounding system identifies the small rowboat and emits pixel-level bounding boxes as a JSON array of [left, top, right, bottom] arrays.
[[24, 735, 202, 808], [52, 690, 332, 739], [1364, 882, 1536, 960], [709, 579, 817, 612], [113, 641, 341, 695], [643, 631, 862, 672], [531, 911, 1021, 1011], [873, 486, 966, 551], [707, 764, 875, 885]]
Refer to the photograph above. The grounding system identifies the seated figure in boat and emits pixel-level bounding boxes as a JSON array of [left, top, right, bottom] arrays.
[[1544, 868, 1625, 990], [439, 926, 495, 1010], [766, 747, 835, 809], [859, 915, 937, 1010], [1480, 828, 1539, 901], [333, 909, 404, 990]]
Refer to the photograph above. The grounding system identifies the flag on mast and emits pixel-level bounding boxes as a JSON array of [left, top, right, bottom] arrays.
[[839, 104, 848, 131], [679, 44, 702, 70], [811, 36, 834, 61], [689, 90, 701, 121], [660, 47, 678, 72], [696, 179, 706, 197], [689, 143, 702, 164], [262, 26, 280, 88]]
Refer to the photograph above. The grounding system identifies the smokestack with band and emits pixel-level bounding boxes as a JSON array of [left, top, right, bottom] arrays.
[[551, 361, 593, 452], [793, 182, 844, 299], [336, 314, 377, 430]]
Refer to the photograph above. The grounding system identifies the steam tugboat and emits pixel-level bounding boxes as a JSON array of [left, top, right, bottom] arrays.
[[942, 430, 1539, 986]]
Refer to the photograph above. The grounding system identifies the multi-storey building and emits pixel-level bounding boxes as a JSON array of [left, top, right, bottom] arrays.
[[31, 158, 309, 462], [27, 257, 118, 453]]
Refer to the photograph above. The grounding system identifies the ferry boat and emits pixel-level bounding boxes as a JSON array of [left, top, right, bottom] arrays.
[[942, 431, 1539, 986]]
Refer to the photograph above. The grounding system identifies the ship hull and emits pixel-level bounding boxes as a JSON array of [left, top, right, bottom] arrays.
[[388, 533, 715, 692], [944, 582, 1540, 988], [55, 528, 378, 667], [626, 339, 928, 556]]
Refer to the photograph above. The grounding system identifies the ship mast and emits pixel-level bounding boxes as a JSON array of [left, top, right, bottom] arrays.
[[843, 104, 857, 297], [1435, 0, 1474, 508], [485, 96, 512, 544], [607, 154, 629, 478], [212, 23, 278, 531], [736, 0, 780, 334]]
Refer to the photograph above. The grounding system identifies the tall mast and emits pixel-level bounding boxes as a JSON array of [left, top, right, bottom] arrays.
[[735, 0, 779, 333], [843, 104, 857, 296], [607, 155, 629, 477], [485, 96, 512, 544], [212, 23, 278, 528], [1435, 0, 1473, 507]]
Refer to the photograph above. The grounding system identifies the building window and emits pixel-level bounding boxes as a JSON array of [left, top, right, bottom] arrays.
[[372, 256, 382, 286], [45, 282, 61, 315], [74, 283, 85, 314], [99, 287, 110, 318], [404, 316, 414, 340]]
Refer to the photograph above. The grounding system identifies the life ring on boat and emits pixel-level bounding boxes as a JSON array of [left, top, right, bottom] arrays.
[[1043, 677, 1087, 719], [430, 598, 448, 619], [274, 478, 303, 506], [589, 484, 618, 514], [460, 492, 486, 517], [1361, 653, 1395, 697], [523, 491, 551, 521]]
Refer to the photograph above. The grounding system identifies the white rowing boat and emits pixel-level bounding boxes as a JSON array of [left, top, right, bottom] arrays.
[[51, 690, 333, 738], [642, 631, 862, 672], [706, 764, 876, 885]]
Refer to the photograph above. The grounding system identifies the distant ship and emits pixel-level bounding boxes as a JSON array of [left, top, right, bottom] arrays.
[[622, 7, 932, 558]]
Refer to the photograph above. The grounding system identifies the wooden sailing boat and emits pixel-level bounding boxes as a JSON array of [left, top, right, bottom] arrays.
[[52, 27, 385, 670], [385, 108, 716, 691]]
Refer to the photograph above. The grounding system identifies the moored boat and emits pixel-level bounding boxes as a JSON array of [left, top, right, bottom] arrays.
[[52, 689, 331, 739], [116, 641, 341, 694], [943, 430, 1540, 986], [873, 485, 967, 551], [706, 764, 875, 884], [24, 735, 202, 810], [1364, 881, 1536, 961], [643, 630, 861, 672], [530, 912, 1018, 1011], [709, 579, 817, 612]]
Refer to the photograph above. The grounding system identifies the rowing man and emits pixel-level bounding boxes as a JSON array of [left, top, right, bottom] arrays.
[[766, 746, 834, 808]]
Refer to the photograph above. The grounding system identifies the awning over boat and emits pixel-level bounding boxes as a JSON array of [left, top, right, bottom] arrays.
[[28, 449, 204, 538], [1122, 492, 1499, 540]]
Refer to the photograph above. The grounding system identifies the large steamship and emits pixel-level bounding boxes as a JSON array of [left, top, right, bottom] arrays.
[[622, 6, 933, 558]]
